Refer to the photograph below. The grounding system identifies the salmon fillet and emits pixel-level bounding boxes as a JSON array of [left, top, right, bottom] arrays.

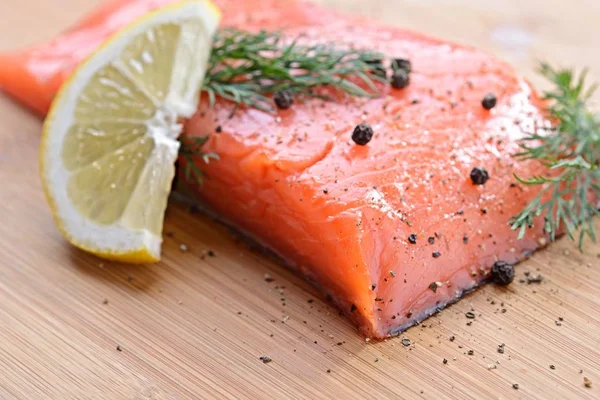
[[0, 0, 550, 338]]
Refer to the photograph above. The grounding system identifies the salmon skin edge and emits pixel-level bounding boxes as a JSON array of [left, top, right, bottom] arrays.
[[170, 190, 548, 339]]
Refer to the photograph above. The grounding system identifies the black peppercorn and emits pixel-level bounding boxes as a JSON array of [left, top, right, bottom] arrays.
[[470, 167, 490, 185], [491, 261, 515, 285], [392, 58, 412, 73], [408, 234, 417, 244], [432, 252, 441, 258], [390, 69, 410, 89], [428, 237, 435, 245], [274, 89, 294, 110], [482, 93, 497, 110], [352, 123, 374, 145], [428, 282, 438, 293]]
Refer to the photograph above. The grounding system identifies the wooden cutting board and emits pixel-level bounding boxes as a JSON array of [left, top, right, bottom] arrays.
[[0, 0, 599, 398]]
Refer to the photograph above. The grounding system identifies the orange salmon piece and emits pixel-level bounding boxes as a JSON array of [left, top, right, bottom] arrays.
[[0, 0, 323, 114], [0, 0, 550, 337]]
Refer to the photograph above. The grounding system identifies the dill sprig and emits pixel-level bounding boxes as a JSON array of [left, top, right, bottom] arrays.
[[179, 29, 387, 185], [511, 63, 600, 249], [202, 29, 387, 112], [178, 135, 219, 187]]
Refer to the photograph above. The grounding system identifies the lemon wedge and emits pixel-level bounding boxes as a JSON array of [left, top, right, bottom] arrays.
[[40, 0, 221, 263]]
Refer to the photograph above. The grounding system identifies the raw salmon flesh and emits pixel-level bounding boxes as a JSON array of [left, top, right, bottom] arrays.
[[0, 0, 551, 338]]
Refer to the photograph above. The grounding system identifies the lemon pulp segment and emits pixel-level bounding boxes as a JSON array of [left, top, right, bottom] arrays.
[[40, 1, 221, 262]]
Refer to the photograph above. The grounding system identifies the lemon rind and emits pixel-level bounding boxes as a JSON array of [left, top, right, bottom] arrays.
[[40, 0, 221, 262]]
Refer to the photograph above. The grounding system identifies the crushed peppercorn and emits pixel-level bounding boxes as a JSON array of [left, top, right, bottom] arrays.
[[491, 261, 515, 285], [428, 282, 438, 292], [526, 274, 544, 284], [497, 343, 505, 354], [408, 234, 417, 244]]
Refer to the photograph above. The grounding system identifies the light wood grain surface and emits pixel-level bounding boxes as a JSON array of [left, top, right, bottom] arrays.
[[0, 1, 599, 399]]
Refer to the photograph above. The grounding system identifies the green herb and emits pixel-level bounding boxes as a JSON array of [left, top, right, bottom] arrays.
[[179, 29, 387, 185], [179, 135, 219, 187], [511, 63, 600, 249], [202, 29, 386, 112]]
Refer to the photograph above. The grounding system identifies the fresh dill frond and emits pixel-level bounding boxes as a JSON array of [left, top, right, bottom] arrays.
[[179, 29, 387, 185], [178, 135, 219, 187], [202, 29, 387, 112], [511, 63, 600, 249]]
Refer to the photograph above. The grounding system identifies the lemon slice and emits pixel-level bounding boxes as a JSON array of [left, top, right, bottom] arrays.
[[40, 0, 221, 263]]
